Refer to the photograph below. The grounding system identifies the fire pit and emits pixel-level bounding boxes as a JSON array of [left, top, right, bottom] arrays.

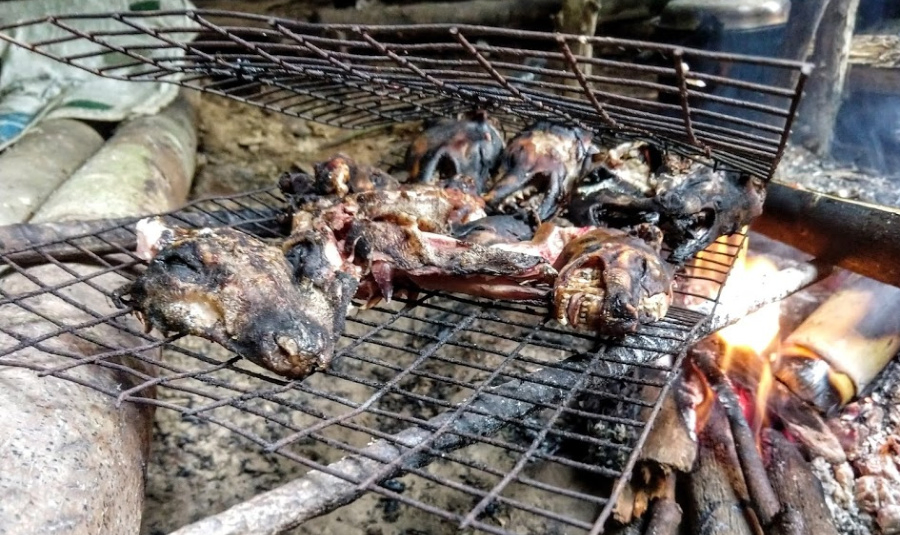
[[2, 6, 888, 535]]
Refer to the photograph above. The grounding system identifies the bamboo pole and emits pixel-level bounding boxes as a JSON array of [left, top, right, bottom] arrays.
[[0, 119, 103, 225]]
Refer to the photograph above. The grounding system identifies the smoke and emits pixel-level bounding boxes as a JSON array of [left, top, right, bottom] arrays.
[[832, 93, 900, 177]]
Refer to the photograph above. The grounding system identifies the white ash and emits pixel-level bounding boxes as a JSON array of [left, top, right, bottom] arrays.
[[775, 145, 900, 207], [809, 360, 900, 534]]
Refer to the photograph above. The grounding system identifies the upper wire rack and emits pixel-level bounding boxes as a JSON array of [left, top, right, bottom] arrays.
[[0, 8, 809, 179]]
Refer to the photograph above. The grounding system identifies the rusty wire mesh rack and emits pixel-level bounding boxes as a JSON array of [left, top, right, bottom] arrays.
[[0, 7, 805, 535], [0, 8, 809, 180], [0, 188, 744, 535]]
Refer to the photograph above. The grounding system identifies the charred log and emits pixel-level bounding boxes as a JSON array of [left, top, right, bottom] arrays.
[[753, 181, 900, 290], [763, 428, 840, 535]]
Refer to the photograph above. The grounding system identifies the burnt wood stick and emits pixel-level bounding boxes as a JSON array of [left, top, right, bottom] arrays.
[[168, 269, 819, 535], [763, 428, 840, 535], [644, 475, 682, 535], [753, 181, 900, 289], [692, 347, 781, 529], [0, 207, 283, 266], [686, 404, 755, 535]]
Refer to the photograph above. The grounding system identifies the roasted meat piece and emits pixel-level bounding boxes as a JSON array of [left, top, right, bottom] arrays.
[[292, 184, 488, 237], [405, 111, 504, 192], [451, 212, 539, 245], [485, 122, 598, 220], [279, 154, 400, 199], [115, 218, 356, 380], [552, 225, 673, 336], [570, 162, 766, 264], [341, 217, 557, 303]]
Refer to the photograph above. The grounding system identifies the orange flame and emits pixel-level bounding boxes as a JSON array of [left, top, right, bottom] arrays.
[[715, 246, 782, 445]]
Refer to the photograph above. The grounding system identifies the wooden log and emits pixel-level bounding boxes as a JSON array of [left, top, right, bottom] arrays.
[[792, 0, 862, 155], [639, 387, 698, 473], [0, 92, 197, 534], [763, 428, 840, 535], [846, 34, 900, 94], [693, 347, 780, 529], [686, 404, 755, 535], [555, 0, 602, 82], [314, 0, 561, 27], [314, 0, 660, 27], [30, 95, 197, 223], [0, 264, 156, 535], [752, 181, 900, 290], [644, 476, 682, 535], [0, 119, 103, 225], [775, 273, 900, 412]]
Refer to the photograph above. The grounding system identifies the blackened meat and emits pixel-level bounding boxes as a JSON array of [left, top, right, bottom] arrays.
[[485, 122, 598, 221], [570, 162, 766, 264], [405, 111, 504, 192], [114, 218, 356, 380], [552, 225, 673, 336], [451, 212, 539, 245]]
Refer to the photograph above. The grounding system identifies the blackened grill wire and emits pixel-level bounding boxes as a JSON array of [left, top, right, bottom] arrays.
[[0, 9, 809, 180], [0, 9, 781, 532], [0, 189, 742, 534]]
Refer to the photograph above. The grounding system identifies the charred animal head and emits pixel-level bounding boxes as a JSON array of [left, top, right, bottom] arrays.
[[655, 167, 766, 264], [552, 226, 672, 336], [405, 110, 504, 192], [115, 218, 350, 380], [485, 122, 598, 221]]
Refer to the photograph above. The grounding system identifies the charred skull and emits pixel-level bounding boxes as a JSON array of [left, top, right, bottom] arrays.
[[485, 122, 598, 221], [552, 225, 673, 336], [405, 110, 504, 192]]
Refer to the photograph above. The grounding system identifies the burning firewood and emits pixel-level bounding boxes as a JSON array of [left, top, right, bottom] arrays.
[[774, 273, 900, 413], [687, 401, 756, 535], [763, 428, 840, 535]]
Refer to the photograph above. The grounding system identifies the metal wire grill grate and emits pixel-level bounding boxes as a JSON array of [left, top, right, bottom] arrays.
[[0, 187, 744, 535], [0, 9, 809, 180], [0, 7, 801, 533]]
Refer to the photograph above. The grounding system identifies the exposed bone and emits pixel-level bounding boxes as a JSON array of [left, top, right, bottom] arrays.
[[0, 119, 103, 225], [168, 260, 820, 535]]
